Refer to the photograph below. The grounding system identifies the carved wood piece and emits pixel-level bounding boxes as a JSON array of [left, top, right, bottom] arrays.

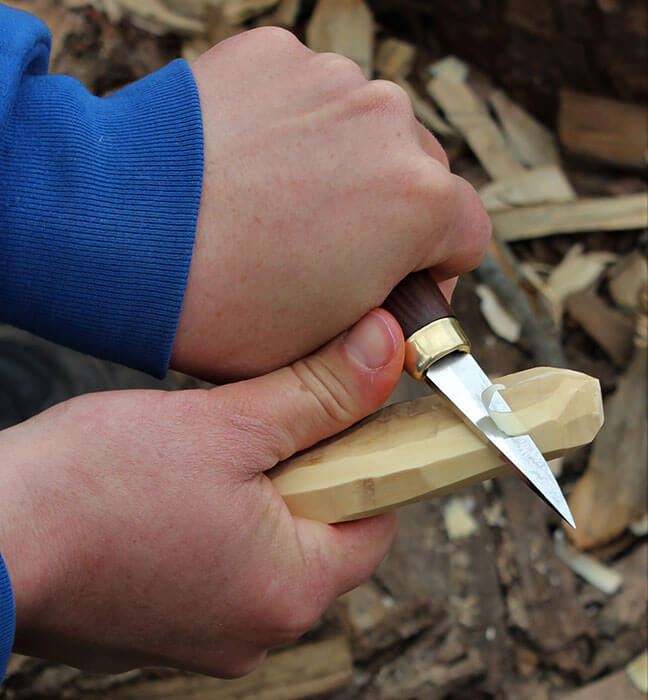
[[270, 367, 603, 523]]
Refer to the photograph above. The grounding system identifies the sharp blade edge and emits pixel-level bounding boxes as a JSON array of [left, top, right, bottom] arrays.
[[425, 353, 575, 528]]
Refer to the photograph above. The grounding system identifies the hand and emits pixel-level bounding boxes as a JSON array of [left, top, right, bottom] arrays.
[[0, 310, 403, 676], [171, 27, 490, 380]]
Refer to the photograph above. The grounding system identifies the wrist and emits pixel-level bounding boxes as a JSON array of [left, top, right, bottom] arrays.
[[0, 424, 64, 655]]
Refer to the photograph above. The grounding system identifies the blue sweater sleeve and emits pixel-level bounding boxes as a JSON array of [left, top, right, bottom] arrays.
[[0, 3, 203, 679], [0, 4, 204, 377]]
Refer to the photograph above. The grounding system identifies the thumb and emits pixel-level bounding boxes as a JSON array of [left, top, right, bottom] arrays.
[[237, 308, 404, 465]]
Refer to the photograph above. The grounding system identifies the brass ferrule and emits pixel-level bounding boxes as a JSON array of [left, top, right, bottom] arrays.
[[404, 317, 471, 380]]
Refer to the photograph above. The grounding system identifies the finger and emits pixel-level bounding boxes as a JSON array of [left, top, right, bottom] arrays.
[[414, 121, 450, 171], [419, 173, 492, 279], [226, 309, 405, 466], [296, 511, 398, 599], [437, 275, 458, 302]]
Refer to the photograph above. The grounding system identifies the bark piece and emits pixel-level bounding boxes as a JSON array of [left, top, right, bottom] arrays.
[[306, 0, 374, 78], [479, 164, 576, 212], [338, 581, 445, 661], [86, 636, 352, 699], [377, 488, 516, 695], [500, 476, 595, 676], [426, 78, 525, 179], [270, 367, 603, 523], [492, 193, 648, 241], [559, 90, 648, 170], [604, 543, 648, 631], [371, 645, 485, 700], [489, 89, 560, 167]]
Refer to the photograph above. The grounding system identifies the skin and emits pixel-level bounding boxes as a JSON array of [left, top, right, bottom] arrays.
[[0, 310, 404, 675], [172, 27, 490, 380], [0, 28, 491, 677]]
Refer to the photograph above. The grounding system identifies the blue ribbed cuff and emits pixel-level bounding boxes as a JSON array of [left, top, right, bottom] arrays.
[[0, 552, 15, 680], [0, 58, 203, 377]]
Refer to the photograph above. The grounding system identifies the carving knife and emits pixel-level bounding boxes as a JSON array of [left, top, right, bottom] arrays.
[[383, 270, 575, 528]]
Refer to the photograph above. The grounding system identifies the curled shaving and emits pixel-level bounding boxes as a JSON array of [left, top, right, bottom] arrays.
[[481, 384, 528, 437]]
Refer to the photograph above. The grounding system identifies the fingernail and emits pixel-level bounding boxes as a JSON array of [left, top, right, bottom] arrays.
[[345, 311, 397, 369]]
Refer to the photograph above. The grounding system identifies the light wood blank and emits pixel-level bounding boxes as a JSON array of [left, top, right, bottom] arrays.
[[270, 367, 603, 523]]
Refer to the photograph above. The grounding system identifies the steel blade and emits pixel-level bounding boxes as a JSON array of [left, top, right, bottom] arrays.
[[425, 353, 575, 528]]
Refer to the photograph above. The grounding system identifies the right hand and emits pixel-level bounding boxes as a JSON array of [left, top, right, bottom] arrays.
[[172, 27, 491, 380]]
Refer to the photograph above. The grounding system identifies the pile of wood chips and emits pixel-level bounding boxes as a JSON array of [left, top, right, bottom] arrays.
[[2, 1, 646, 698]]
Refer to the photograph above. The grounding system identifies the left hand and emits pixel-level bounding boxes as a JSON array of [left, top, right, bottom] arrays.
[[0, 309, 403, 675]]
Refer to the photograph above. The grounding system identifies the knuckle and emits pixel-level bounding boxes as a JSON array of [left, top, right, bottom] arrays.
[[315, 52, 366, 81], [248, 25, 301, 50], [290, 357, 356, 426], [401, 158, 452, 206], [363, 79, 413, 116]]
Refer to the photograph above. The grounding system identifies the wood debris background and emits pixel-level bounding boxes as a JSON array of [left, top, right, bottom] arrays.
[[1, 0, 646, 698]]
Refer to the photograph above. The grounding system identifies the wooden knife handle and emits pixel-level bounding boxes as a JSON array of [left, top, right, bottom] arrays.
[[382, 271, 470, 380], [382, 270, 454, 339]]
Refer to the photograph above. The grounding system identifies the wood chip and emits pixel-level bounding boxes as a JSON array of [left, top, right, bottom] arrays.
[[113, 0, 206, 35], [6, 0, 87, 64], [479, 165, 576, 212], [546, 243, 617, 305], [85, 636, 353, 699], [565, 289, 635, 367], [629, 514, 648, 536], [567, 338, 647, 548], [254, 0, 300, 27], [443, 497, 479, 539], [427, 55, 469, 83], [375, 38, 416, 79], [553, 531, 623, 595], [222, 0, 278, 25], [492, 193, 648, 241], [181, 36, 211, 62], [626, 650, 648, 693], [475, 284, 522, 342], [559, 89, 648, 170], [608, 251, 648, 314], [306, 0, 374, 78], [489, 89, 560, 167], [427, 78, 524, 180]]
